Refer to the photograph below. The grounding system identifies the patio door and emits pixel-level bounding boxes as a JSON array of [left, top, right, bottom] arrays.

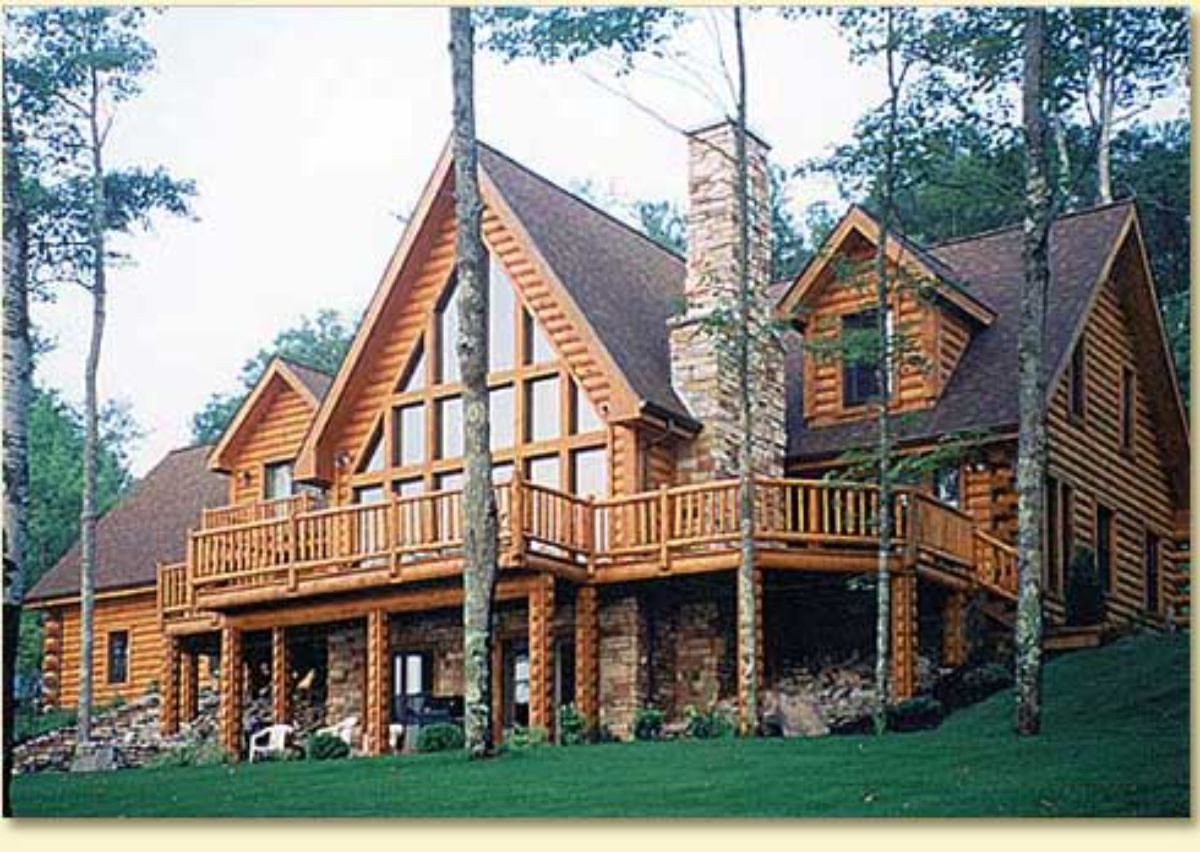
[[391, 650, 432, 723]]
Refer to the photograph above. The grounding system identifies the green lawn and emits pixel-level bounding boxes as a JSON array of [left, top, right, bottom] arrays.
[[12, 632, 1190, 818]]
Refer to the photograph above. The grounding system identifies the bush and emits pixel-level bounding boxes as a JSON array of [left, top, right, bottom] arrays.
[[415, 722, 464, 753], [683, 705, 733, 739], [886, 696, 944, 733], [935, 662, 1013, 711], [504, 725, 548, 751], [632, 706, 664, 741], [306, 732, 351, 760], [148, 739, 229, 768], [557, 703, 587, 745], [1066, 545, 1106, 626]]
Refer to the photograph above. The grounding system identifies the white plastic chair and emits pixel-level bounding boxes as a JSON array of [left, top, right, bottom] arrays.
[[316, 715, 359, 747], [248, 723, 293, 763]]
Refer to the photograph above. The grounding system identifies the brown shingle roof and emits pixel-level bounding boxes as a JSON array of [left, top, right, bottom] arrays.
[[26, 445, 228, 602], [479, 143, 693, 424], [280, 357, 334, 401], [788, 199, 1135, 459]]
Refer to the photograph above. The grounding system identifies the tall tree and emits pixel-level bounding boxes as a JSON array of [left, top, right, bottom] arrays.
[[1015, 7, 1052, 736], [450, 7, 500, 759], [7, 7, 195, 747], [191, 309, 355, 443]]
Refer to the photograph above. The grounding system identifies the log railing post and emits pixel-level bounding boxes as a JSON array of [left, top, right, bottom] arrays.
[[389, 491, 401, 577], [584, 496, 596, 577], [511, 470, 526, 562], [658, 485, 671, 572]]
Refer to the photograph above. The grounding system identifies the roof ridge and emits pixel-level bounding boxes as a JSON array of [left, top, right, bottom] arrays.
[[928, 196, 1136, 250], [478, 140, 687, 265]]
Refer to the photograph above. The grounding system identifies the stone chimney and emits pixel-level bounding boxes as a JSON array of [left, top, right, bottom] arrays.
[[668, 119, 786, 482]]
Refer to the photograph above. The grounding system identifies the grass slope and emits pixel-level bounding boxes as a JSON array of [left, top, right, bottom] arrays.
[[12, 632, 1190, 818]]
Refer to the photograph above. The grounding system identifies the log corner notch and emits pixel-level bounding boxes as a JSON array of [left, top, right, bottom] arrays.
[[219, 625, 243, 762], [573, 585, 599, 732], [890, 570, 918, 702], [364, 609, 389, 756], [271, 626, 289, 725], [160, 635, 181, 736], [528, 573, 555, 738]]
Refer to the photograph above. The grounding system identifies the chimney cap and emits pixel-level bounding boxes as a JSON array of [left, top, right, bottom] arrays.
[[685, 117, 772, 152]]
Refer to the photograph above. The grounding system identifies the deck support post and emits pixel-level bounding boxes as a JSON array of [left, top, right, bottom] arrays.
[[180, 645, 199, 723], [528, 573, 555, 737], [574, 585, 599, 732], [490, 633, 504, 746], [364, 609, 389, 755], [271, 626, 289, 725], [890, 572, 918, 701], [219, 625, 244, 761], [160, 635, 181, 736], [942, 591, 968, 668], [737, 567, 764, 732]]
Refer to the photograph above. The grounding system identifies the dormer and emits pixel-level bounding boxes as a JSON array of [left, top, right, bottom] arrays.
[[777, 206, 995, 428]]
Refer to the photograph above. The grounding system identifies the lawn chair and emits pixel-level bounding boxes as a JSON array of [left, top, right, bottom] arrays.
[[248, 723, 293, 763], [316, 715, 359, 748]]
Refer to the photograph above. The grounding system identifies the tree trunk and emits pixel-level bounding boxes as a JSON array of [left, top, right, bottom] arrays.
[[871, 7, 900, 736], [732, 7, 759, 738], [2, 100, 32, 818], [78, 69, 108, 747], [451, 6, 500, 759], [1015, 7, 1051, 737], [1053, 118, 1072, 209], [1095, 69, 1113, 204]]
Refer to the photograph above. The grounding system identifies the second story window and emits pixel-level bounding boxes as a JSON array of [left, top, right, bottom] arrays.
[[933, 465, 961, 509], [107, 630, 129, 685], [263, 460, 294, 500], [841, 308, 892, 408], [1120, 365, 1135, 452], [1068, 335, 1087, 421]]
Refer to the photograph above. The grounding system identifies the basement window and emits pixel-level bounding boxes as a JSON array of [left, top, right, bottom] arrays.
[[107, 630, 129, 685]]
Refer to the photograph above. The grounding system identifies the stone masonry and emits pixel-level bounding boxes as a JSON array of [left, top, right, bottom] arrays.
[[326, 620, 364, 739], [669, 120, 786, 482]]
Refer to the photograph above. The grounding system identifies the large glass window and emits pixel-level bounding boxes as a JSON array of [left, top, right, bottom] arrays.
[[525, 310, 555, 365], [107, 630, 129, 685], [264, 460, 294, 500], [526, 455, 560, 488], [489, 385, 515, 450], [391, 650, 433, 723], [393, 404, 425, 467], [489, 255, 517, 373], [439, 280, 461, 383], [435, 469, 463, 492], [527, 376, 561, 442], [572, 381, 603, 434], [359, 426, 385, 473], [933, 465, 960, 509], [841, 309, 884, 408], [438, 396, 463, 460], [571, 448, 607, 498], [398, 340, 426, 393], [393, 478, 423, 498]]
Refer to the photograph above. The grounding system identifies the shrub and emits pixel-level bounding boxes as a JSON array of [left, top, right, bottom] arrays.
[[886, 696, 944, 733], [632, 706, 664, 741], [557, 703, 587, 745], [416, 722, 464, 753], [1066, 545, 1105, 626], [149, 739, 229, 768], [683, 704, 733, 739], [504, 725, 548, 751], [306, 732, 351, 760], [935, 662, 1013, 711]]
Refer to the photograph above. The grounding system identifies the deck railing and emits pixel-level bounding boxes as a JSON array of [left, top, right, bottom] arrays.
[[168, 475, 1002, 609], [971, 530, 1019, 598], [157, 562, 190, 617], [200, 492, 319, 530]]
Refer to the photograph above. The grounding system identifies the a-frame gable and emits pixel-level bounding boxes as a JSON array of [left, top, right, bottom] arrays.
[[777, 205, 996, 327], [294, 139, 649, 486], [208, 357, 323, 475]]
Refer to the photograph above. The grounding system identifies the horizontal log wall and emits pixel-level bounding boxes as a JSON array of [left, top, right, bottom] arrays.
[[228, 379, 317, 506]]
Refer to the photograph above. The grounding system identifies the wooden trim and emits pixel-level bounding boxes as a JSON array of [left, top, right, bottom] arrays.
[[27, 585, 155, 610]]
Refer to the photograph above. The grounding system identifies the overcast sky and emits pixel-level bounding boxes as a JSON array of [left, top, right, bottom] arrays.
[[28, 6, 1186, 477]]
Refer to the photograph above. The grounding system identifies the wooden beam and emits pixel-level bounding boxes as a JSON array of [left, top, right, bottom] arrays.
[[941, 591, 968, 668], [528, 574, 555, 736], [490, 630, 504, 746], [573, 585, 599, 731], [364, 610, 389, 756], [890, 573, 918, 701], [160, 636, 180, 737], [271, 626, 288, 725], [219, 626, 244, 761]]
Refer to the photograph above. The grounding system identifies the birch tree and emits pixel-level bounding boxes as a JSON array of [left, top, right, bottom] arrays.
[[449, 7, 500, 759]]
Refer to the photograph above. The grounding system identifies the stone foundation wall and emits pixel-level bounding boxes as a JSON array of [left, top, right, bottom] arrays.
[[390, 608, 463, 696], [648, 583, 736, 719], [326, 621, 364, 736], [597, 589, 648, 738]]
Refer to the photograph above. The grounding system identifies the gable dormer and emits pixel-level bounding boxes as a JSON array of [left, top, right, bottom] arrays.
[[777, 206, 994, 428]]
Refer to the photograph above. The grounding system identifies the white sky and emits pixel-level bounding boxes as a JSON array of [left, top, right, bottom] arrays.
[[29, 6, 1185, 477]]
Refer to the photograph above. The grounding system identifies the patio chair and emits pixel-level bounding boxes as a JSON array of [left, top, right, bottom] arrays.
[[248, 723, 293, 763], [316, 715, 359, 747]]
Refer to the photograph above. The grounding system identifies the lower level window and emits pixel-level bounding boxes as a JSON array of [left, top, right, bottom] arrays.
[[107, 630, 129, 684]]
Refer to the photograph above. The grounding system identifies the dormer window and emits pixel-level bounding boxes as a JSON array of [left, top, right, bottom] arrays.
[[841, 308, 893, 408]]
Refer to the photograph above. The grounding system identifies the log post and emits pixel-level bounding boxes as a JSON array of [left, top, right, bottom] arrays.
[[528, 573, 555, 736], [890, 572, 918, 702], [41, 610, 63, 709], [941, 591, 968, 668], [574, 585, 599, 732], [490, 632, 504, 746], [364, 609, 390, 755], [271, 626, 289, 724], [160, 635, 181, 736], [180, 645, 199, 723], [219, 625, 244, 761]]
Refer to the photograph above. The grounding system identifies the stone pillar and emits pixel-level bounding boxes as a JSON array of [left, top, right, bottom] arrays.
[[271, 626, 289, 724], [574, 585, 599, 731], [668, 119, 785, 483], [890, 573, 918, 701], [160, 636, 181, 736], [180, 646, 199, 723], [598, 591, 649, 738], [942, 591, 968, 668], [528, 574, 556, 736], [41, 610, 63, 709], [364, 610, 390, 755], [737, 568, 764, 733], [219, 626, 244, 761]]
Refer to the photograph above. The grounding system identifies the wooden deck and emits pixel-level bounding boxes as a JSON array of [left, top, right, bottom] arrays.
[[158, 476, 1028, 628]]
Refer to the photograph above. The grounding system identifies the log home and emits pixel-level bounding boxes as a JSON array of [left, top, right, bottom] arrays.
[[26, 120, 1189, 758]]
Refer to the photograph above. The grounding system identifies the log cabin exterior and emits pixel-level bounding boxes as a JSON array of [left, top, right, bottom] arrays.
[[27, 120, 1189, 759]]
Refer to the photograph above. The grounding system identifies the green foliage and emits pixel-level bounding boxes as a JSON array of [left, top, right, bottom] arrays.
[[147, 739, 229, 769], [13, 706, 75, 744], [885, 696, 945, 732], [632, 706, 664, 741], [414, 722, 465, 753], [682, 704, 733, 739], [305, 732, 350, 761], [1066, 546, 1105, 627], [190, 309, 355, 443], [557, 703, 587, 745], [934, 662, 1013, 712], [504, 725, 549, 752]]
